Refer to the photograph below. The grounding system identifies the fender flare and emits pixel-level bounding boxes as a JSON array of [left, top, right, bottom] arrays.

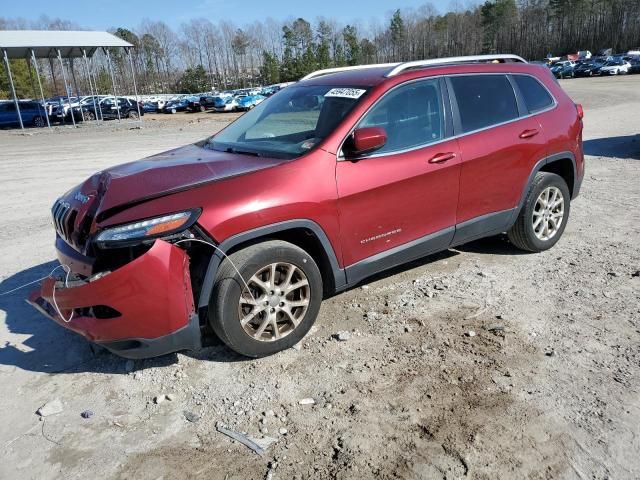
[[197, 219, 346, 309], [509, 151, 578, 225]]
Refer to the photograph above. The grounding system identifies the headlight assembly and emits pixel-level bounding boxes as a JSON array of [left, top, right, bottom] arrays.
[[95, 209, 200, 248]]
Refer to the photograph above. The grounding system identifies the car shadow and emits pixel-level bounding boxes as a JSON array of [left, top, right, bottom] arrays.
[[0, 261, 247, 375], [454, 234, 531, 256], [583, 135, 640, 160]]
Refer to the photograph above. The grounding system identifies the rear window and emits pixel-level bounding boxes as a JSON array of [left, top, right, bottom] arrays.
[[449, 75, 519, 133], [513, 75, 554, 113]]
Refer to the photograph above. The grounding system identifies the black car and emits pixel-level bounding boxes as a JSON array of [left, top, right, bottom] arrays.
[[188, 95, 217, 112], [142, 101, 158, 113], [573, 61, 604, 77], [629, 59, 640, 74], [82, 97, 143, 120], [161, 99, 189, 114]]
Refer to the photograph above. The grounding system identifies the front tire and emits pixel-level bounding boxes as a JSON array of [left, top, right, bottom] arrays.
[[209, 240, 323, 357], [507, 172, 570, 252], [33, 115, 45, 128]]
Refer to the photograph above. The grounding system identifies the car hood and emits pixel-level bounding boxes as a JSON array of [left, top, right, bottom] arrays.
[[69, 143, 288, 221]]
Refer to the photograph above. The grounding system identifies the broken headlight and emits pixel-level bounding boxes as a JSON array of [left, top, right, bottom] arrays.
[[95, 209, 201, 249]]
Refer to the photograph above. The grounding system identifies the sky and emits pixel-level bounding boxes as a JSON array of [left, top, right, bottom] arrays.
[[2, 0, 454, 30]]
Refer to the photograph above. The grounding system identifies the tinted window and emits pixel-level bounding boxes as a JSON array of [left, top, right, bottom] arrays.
[[450, 75, 518, 133], [513, 75, 554, 113], [357, 78, 444, 154]]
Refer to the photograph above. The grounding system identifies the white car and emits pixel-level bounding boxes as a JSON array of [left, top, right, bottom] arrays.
[[600, 60, 631, 75]]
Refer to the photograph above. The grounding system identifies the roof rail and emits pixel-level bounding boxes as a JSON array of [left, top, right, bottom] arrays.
[[300, 54, 527, 81], [385, 54, 527, 77], [301, 62, 400, 81]]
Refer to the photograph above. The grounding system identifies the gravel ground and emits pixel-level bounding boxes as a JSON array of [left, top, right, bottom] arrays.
[[0, 75, 639, 480]]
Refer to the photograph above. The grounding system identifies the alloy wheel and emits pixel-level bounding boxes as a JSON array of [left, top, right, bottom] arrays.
[[238, 262, 310, 342], [532, 186, 565, 241], [34, 116, 45, 128]]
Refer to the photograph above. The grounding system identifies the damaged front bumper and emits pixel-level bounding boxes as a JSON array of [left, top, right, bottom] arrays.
[[28, 240, 202, 359]]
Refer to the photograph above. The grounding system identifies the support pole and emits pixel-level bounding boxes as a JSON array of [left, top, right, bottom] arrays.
[[82, 49, 99, 125], [69, 56, 85, 123], [3, 49, 24, 130], [126, 48, 142, 123], [26, 56, 36, 99], [31, 49, 51, 129], [57, 48, 76, 127], [104, 48, 121, 122]]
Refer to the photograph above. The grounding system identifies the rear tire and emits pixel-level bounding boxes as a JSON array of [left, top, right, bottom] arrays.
[[33, 115, 45, 128], [507, 172, 570, 252], [209, 240, 323, 357], [127, 110, 139, 120]]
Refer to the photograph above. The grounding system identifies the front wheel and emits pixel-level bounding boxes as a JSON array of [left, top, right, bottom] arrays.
[[507, 172, 570, 252], [33, 115, 45, 128], [209, 240, 323, 357]]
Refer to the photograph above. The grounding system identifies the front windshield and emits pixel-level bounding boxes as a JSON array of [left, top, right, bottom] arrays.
[[208, 85, 368, 159]]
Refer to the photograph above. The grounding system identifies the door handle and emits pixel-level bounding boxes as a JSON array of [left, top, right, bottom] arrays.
[[428, 152, 456, 164], [519, 129, 539, 139]]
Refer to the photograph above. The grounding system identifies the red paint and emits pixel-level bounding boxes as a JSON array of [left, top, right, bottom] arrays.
[[352, 127, 388, 154], [29, 240, 194, 342]]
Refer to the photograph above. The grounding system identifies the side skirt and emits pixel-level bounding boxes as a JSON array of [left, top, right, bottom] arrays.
[[345, 227, 455, 287], [450, 208, 517, 247], [344, 208, 517, 287]]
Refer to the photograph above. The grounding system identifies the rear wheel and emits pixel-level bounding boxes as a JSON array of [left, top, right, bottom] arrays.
[[32, 115, 45, 128], [86, 111, 96, 121], [127, 110, 139, 119], [200, 105, 206, 112], [507, 172, 570, 252], [209, 240, 323, 357]]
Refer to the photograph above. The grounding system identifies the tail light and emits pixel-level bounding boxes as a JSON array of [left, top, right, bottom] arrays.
[[576, 103, 584, 120]]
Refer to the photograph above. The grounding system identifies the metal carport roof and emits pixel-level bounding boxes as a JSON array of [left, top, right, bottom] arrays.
[[0, 30, 133, 59], [1, 30, 139, 130]]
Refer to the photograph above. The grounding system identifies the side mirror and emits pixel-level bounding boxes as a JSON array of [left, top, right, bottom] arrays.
[[347, 127, 387, 156]]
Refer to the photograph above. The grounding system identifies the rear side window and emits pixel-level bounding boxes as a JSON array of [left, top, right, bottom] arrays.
[[449, 75, 518, 133], [358, 78, 445, 154], [513, 75, 554, 113]]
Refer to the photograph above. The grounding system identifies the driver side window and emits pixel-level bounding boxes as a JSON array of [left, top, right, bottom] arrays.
[[358, 78, 445, 155]]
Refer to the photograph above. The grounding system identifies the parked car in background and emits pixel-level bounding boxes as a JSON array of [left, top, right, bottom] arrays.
[[577, 50, 592, 60], [573, 61, 604, 77], [188, 95, 217, 112], [551, 60, 576, 78], [600, 59, 631, 75], [213, 95, 238, 112], [142, 101, 158, 113], [82, 97, 143, 120], [0, 100, 47, 128], [629, 59, 640, 74], [235, 94, 266, 111], [161, 98, 189, 114]]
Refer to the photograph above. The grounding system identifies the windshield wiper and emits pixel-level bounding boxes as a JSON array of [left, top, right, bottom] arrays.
[[224, 146, 262, 157]]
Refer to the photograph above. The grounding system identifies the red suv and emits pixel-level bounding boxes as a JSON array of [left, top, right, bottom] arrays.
[[30, 55, 584, 359]]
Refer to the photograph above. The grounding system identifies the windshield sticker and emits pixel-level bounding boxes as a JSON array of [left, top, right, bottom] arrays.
[[324, 88, 366, 99]]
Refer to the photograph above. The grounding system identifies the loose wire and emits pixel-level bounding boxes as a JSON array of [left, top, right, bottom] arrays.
[[1, 238, 252, 325], [174, 238, 258, 304], [0, 263, 74, 323]]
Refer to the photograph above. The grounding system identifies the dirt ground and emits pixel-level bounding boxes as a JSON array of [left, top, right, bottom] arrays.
[[0, 75, 639, 480]]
